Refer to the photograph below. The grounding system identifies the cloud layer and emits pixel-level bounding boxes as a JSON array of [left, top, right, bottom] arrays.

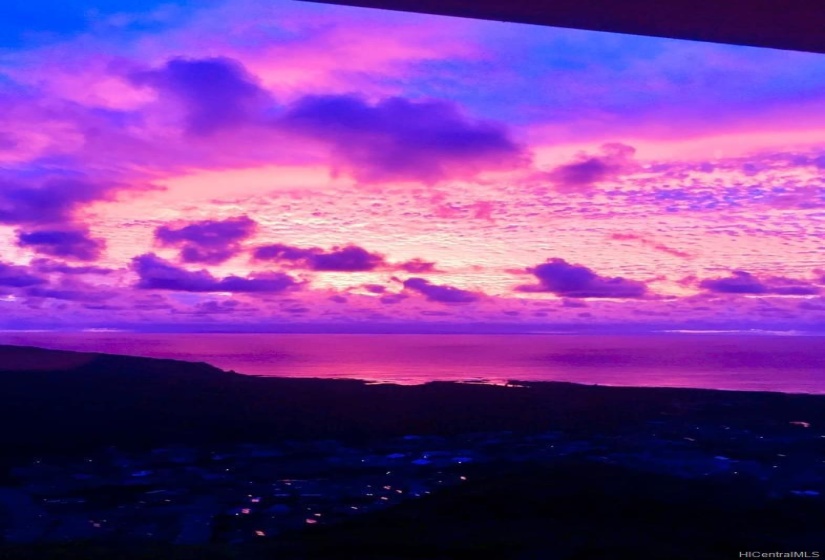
[[133, 254, 298, 293], [519, 259, 648, 298]]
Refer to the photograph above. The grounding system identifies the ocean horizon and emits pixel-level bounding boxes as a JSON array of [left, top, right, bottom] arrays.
[[1, 332, 823, 394]]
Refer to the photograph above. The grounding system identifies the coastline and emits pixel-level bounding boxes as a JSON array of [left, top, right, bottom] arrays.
[[1, 343, 823, 455], [1, 344, 823, 558]]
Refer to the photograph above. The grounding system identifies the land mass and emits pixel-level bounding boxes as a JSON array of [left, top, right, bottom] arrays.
[[0, 344, 823, 559]]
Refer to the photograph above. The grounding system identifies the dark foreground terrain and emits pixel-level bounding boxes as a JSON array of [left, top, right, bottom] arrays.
[[0, 344, 823, 559]]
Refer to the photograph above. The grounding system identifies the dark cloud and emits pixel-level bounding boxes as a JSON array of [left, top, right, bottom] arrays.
[[282, 306, 310, 314], [253, 243, 314, 262], [399, 259, 436, 273], [699, 270, 819, 295], [132, 253, 297, 293], [0, 177, 111, 226], [280, 94, 526, 183], [547, 143, 636, 191], [24, 285, 115, 303], [519, 258, 648, 298], [379, 294, 407, 305], [402, 277, 479, 303], [799, 299, 825, 311], [253, 243, 385, 272], [253, 243, 437, 274], [193, 300, 241, 315], [155, 216, 257, 264], [16, 228, 105, 261], [156, 216, 257, 246], [0, 262, 47, 287], [310, 245, 384, 272], [363, 284, 386, 294], [130, 57, 271, 136], [31, 259, 113, 275]]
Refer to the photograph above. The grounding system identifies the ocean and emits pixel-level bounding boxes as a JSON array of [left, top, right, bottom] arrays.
[[0, 332, 823, 394]]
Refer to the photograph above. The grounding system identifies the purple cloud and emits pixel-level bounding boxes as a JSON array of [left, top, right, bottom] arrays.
[[31, 259, 113, 275], [155, 216, 257, 264], [0, 262, 47, 287], [280, 94, 526, 183], [193, 300, 241, 315], [399, 259, 437, 273], [132, 253, 297, 293], [699, 270, 819, 295], [519, 258, 648, 298], [547, 143, 636, 191], [130, 57, 271, 136], [0, 177, 111, 226], [402, 277, 479, 303], [16, 228, 105, 261], [310, 245, 384, 272], [253, 243, 438, 274], [253, 243, 385, 272], [379, 294, 407, 304], [253, 244, 315, 262], [24, 285, 115, 303]]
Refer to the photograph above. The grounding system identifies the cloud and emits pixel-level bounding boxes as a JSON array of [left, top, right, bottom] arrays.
[[0, 262, 47, 287], [31, 259, 113, 275], [518, 258, 648, 298], [609, 233, 693, 259], [398, 258, 437, 273], [132, 253, 298, 293], [279, 94, 527, 183], [16, 228, 105, 261], [192, 300, 241, 315], [24, 285, 116, 303], [0, 177, 112, 226], [547, 143, 636, 191], [130, 57, 272, 136], [379, 294, 407, 304], [308, 245, 384, 272], [155, 215, 257, 264], [402, 277, 479, 303], [363, 284, 387, 294], [253, 242, 438, 274], [253, 243, 384, 272], [699, 270, 819, 295]]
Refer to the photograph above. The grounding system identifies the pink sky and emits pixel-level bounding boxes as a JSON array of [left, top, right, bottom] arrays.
[[1, 0, 825, 332]]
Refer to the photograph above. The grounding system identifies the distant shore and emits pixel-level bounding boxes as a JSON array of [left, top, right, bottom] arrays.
[[1, 343, 823, 457], [1, 344, 824, 558], [2, 331, 825, 393]]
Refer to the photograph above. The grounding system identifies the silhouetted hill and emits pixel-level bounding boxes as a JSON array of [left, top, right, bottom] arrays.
[[1, 344, 824, 458], [2, 345, 825, 559], [264, 460, 825, 559]]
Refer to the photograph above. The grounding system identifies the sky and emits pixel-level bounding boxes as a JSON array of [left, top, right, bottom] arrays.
[[1, 0, 825, 332]]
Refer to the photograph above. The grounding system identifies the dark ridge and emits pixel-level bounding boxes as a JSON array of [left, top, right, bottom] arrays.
[[266, 460, 825, 559], [1, 344, 824, 459]]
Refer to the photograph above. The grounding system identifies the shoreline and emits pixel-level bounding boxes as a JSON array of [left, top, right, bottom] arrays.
[[1, 344, 824, 557], [2, 343, 824, 456], [2, 339, 825, 395]]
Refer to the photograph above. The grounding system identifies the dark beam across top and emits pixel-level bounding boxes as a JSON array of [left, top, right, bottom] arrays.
[[298, 0, 825, 55]]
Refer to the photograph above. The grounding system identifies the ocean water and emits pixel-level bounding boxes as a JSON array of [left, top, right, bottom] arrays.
[[0, 332, 823, 394]]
